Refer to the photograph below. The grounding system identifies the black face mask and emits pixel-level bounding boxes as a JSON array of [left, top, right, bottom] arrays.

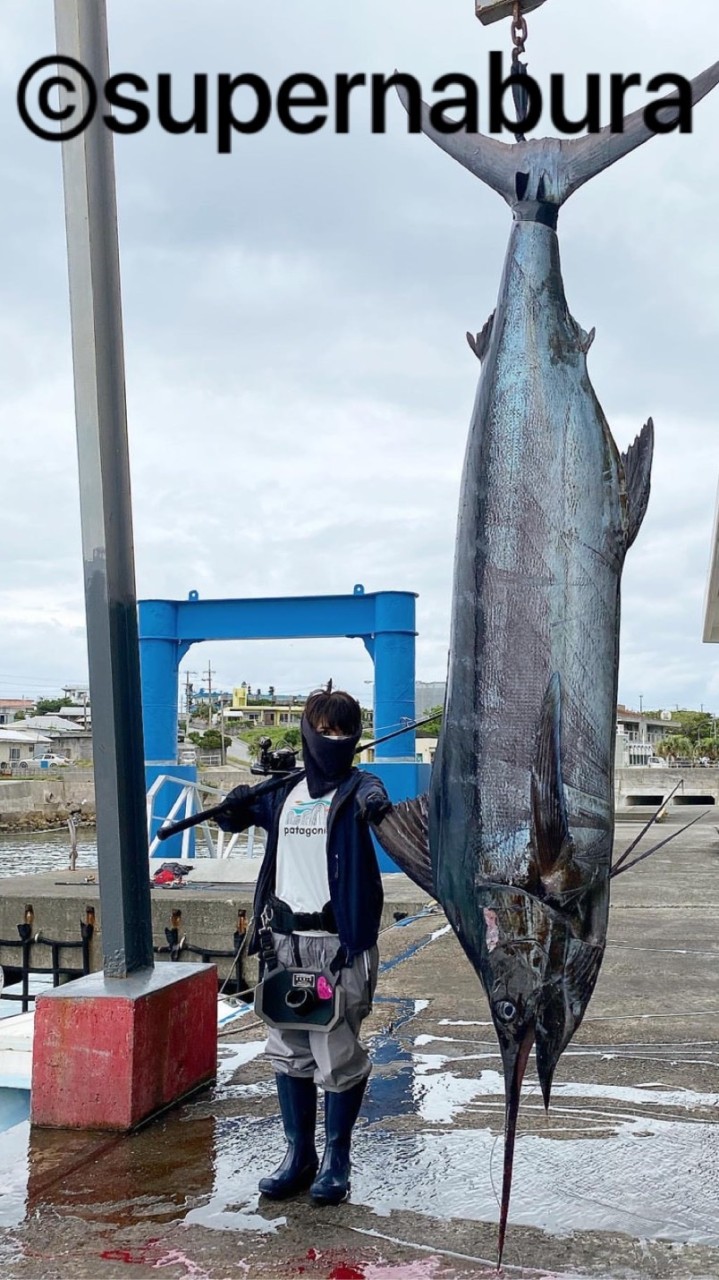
[[300, 716, 361, 799]]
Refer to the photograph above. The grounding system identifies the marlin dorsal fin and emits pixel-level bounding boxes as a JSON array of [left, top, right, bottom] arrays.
[[621, 418, 654, 549], [531, 673, 572, 876]]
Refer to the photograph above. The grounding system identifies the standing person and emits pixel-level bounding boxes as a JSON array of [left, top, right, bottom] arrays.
[[217, 686, 392, 1204]]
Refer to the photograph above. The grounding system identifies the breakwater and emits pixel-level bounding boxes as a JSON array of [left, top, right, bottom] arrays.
[[0, 774, 96, 833]]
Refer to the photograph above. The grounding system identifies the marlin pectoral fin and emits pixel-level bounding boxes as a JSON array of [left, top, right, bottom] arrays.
[[374, 794, 433, 896], [531, 673, 572, 878], [466, 311, 495, 362], [621, 418, 654, 549]]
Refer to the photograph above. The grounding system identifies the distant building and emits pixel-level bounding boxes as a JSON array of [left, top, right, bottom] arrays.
[[57, 703, 92, 728], [415, 682, 446, 716], [62, 685, 89, 703], [0, 727, 52, 767], [0, 699, 34, 725], [21, 715, 93, 762], [615, 706, 681, 766], [615, 705, 680, 745], [363, 682, 446, 720], [225, 685, 303, 728]]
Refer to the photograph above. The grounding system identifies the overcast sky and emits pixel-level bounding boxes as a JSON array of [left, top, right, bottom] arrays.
[[1, 0, 718, 717]]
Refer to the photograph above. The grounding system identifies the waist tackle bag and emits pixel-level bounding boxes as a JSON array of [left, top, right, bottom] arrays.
[[255, 964, 345, 1032]]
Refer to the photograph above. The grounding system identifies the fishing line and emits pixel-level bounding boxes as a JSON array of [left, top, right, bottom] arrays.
[[606, 941, 719, 957], [583, 1010, 719, 1022], [347, 1224, 589, 1279]]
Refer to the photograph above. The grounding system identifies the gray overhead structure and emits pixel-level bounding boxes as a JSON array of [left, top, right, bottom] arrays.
[[703, 487, 719, 643], [54, 0, 153, 977]]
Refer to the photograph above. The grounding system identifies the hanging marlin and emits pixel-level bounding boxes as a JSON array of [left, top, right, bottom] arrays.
[[375, 59, 719, 1264]]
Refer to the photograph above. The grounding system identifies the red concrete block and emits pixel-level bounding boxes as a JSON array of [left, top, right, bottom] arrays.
[[31, 962, 217, 1130]]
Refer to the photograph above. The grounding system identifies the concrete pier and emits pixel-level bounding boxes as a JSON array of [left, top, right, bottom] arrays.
[[0, 817, 718, 1276]]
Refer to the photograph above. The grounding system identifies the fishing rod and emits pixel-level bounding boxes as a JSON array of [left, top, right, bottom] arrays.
[[155, 712, 441, 842]]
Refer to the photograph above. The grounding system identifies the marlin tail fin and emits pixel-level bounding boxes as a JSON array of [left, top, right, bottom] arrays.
[[396, 62, 719, 210]]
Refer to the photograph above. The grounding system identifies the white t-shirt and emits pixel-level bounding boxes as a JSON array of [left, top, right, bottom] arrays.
[[275, 778, 337, 936]]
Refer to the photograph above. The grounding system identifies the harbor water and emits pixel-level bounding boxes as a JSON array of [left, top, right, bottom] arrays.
[[0, 829, 263, 880], [0, 829, 98, 880]]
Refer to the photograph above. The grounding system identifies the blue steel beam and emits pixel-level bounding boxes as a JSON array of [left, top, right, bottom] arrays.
[[139, 588, 420, 870], [139, 588, 417, 766], [169, 591, 416, 645]]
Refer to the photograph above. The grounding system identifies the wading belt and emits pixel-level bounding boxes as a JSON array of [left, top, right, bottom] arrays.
[[265, 892, 338, 938]]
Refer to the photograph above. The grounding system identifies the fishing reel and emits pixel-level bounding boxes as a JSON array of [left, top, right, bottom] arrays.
[[251, 737, 298, 776]]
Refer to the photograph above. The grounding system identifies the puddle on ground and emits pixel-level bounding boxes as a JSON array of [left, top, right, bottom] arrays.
[[352, 1117, 719, 1246], [2, 924, 719, 1266], [0, 1113, 29, 1229], [186, 1021, 719, 1251]]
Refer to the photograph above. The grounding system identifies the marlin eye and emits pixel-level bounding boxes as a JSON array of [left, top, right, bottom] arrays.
[[496, 1001, 516, 1022]]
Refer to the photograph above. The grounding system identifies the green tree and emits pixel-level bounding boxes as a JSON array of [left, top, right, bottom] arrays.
[[670, 709, 714, 746], [34, 697, 72, 715], [190, 729, 231, 752], [656, 735, 694, 760], [416, 706, 443, 737]]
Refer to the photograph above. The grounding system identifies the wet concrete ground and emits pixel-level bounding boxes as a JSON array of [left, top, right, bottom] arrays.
[[1, 819, 719, 1279]]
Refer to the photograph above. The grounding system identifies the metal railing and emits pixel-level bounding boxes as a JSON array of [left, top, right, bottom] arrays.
[[147, 773, 262, 860], [0, 905, 95, 1013]]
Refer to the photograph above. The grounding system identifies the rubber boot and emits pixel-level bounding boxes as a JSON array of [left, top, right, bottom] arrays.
[[258, 1074, 318, 1199], [310, 1078, 367, 1205]]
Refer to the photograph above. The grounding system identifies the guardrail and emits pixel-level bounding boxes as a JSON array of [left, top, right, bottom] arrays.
[[147, 773, 262, 860], [0, 905, 94, 1013]]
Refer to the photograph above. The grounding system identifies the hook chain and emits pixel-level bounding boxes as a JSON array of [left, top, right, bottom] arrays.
[[511, 1, 528, 61], [510, 0, 529, 143]]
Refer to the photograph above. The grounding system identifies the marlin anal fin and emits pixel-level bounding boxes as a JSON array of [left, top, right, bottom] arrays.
[[621, 418, 654, 549], [374, 793, 434, 896], [531, 673, 574, 882], [467, 311, 495, 362]]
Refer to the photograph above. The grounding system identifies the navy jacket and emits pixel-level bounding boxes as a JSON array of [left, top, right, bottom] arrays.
[[217, 769, 391, 959]]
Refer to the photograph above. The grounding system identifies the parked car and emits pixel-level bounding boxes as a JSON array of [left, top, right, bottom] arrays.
[[19, 754, 71, 770]]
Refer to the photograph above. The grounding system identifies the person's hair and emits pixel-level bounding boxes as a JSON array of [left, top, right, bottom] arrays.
[[304, 688, 362, 736]]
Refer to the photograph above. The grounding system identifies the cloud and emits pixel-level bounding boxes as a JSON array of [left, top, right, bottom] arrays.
[[1, 0, 718, 716]]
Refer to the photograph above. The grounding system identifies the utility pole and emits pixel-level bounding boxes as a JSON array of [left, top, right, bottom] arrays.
[[183, 670, 197, 739], [204, 661, 213, 727], [204, 661, 225, 765]]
